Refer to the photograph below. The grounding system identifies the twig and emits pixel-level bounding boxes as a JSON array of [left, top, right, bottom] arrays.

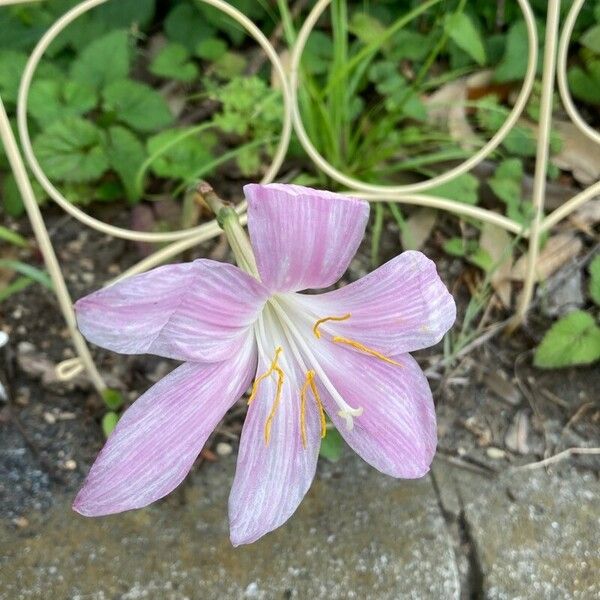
[[512, 447, 600, 471], [435, 450, 499, 477]]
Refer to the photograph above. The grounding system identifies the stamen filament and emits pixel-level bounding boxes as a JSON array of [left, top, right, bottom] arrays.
[[332, 336, 403, 367], [312, 313, 351, 338], [247, 346, 283, 406], [300, 370, 327, 448], [264, 365, 285, 445]]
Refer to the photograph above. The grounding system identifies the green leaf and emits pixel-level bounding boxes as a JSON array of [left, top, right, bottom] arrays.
[[0, 50, 28, 104], [165, 4, 215, 52], [95, 0, 155, 29], [104, 126, 147, 202], [101, 388, 124, 411], [534, 310, 600, 368], [445, 13, 486, 66], [70, 30, 131, 90], [494, 21, 529, 82], [349, 13, 386, 45], [489, 158, 523, 205], [443, 237, 467, 257], [588, 255, 600, 306], [581, 24, 600, 54], [2, 173, 47, 217], [146, 128, 216, 181], [102, 411, 119, 438], [33, 117, 109, 183], [302, 31, 333, 75], [213, 51, 247, 79], [0, 276, 33, 302], [0, 259, 53, 290], [319, 427, 344, 462], [150, 43, 198, 82], [195, 38, 228, 61], [28, 79, 97, 126], [568, 62, 600, 105], [102, 80, 173, 133], [428, 173, 480, 205], [0, 225, 27, 248]]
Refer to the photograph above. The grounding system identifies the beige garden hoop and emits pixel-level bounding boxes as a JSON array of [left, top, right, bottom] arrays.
[[0, 0, 596, 393]]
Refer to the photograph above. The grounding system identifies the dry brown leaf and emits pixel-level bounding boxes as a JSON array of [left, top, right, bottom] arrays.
[[425, 72, 492, 150], [400, 207, 437, 250], [511, 233, 582, 282], [479, 222, 513, 308], [553, 121, 600, 185]]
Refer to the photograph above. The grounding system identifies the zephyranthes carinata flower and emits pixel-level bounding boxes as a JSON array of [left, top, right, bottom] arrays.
[[73, 184, 456, 545]]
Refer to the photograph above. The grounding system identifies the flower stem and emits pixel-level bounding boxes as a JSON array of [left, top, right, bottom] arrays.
[[193, 181, 260, 279]]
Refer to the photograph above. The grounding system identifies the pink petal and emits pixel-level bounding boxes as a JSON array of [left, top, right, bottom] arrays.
[[229, 339, 321, 546], [313, 341, 436, 478], [73, 337, 256, 516], [75, 259, 267, 362], [245, 183, 369, 293], [292, 250, 456, 354]]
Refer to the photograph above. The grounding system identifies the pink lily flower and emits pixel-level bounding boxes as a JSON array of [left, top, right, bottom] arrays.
[[73, 184, 456, 546]]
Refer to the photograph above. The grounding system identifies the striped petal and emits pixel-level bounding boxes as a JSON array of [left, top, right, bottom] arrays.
[[228, 310, 321, 546], [290, 251, 456, 355], [245, 183, 369, 293], [75, 259, 267, 362], [73, 336, 257, 516], [313, 341, 437, 478]]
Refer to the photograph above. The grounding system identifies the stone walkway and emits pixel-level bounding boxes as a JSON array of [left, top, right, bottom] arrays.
[[1, 452, 598, 599]]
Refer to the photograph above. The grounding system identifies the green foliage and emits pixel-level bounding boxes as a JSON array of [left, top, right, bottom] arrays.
[[195, 38, 228, 61], [33, 117, 109, 183], [146, 128, 216, 182], [534, 311, 600, 368], [428, 174, 480, 205], [101, 388, 124, 411], [488, 159, 535, 227], [28, 79, 97, 126], [69, 30, 131, 90], [0, 259, 53, 290], [443, 238, 492, 272], [105, 127, 147, 202], [150, 44, 198, 82], [0, 51, 28, 104], [319, 427, 345, 462], [0, 226, 27, 248], [494, 21, 530, 82], [445, 13, 486, 66], [102, 412, 119, 438], [102, 80, 173, 133], [164, 3, 215, 51], [588, 255, 600, 306]]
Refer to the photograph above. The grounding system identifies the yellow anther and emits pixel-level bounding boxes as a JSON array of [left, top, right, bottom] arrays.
[[331, 336, 403, 367], [247, 346, 283, 406], [263, 365, 285, 445], [312, 313, 351, 338], [300, 370, 327, 448]]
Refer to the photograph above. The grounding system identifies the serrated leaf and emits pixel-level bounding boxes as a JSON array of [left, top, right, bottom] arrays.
[[0, 50, 28, 103], [428, 173, 480, 205], [195, 37, 228, 61], [319, 427, 344, 462], [534, 310, 600, 368], [102, 411, 119, 438], [150, 43, 198, 82], [103, 79, 173, 133], [33, 117, 109, 183], [581, 24, 600, 54], [29, 79, 97, 126], [445, 13, 486, 66], [588, 255, 600, 306], [70, 30, 131, 90], [101, 388, 124, 411], [146, 128, 216, 181], [105, 126, 147, 202], [165, 4, 215, 51]]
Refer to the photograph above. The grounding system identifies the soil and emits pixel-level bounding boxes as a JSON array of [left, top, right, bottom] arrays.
[[1, 202, 599, 523]]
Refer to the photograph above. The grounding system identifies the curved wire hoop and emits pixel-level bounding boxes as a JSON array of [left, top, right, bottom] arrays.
[[0, 0, 597, 392]]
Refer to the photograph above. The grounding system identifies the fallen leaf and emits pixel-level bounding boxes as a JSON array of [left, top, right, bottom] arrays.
[[505, 409, 530, 454], [552, 120, 600, 184], [479, 222, 513, 307], [400, 207, 437, 250], [511, 233, 582, 282]]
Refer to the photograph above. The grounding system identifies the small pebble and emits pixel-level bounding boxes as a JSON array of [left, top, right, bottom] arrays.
[[216, 442, 233, 457], [486, 447, 506, 460], [43, 412, 57, 425], [63, 459, 77, 471], [12, 516, 29, 529]]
